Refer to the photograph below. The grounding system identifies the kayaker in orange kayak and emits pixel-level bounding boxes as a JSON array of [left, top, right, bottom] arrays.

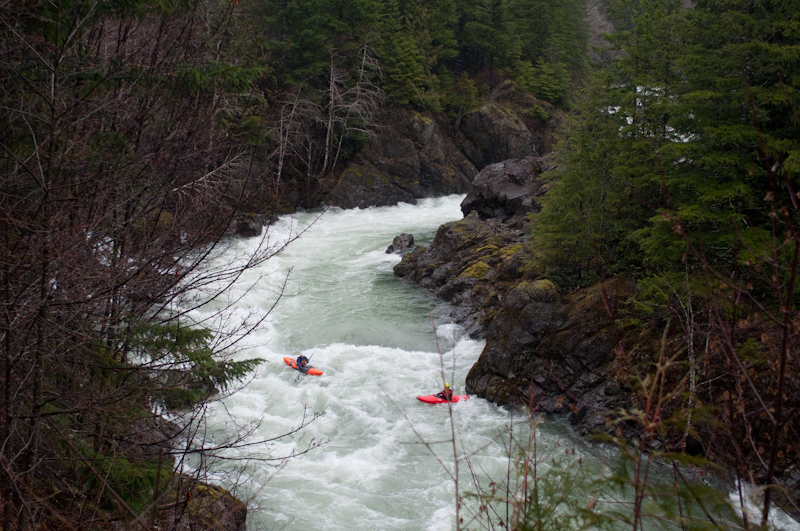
[[296, 355, 310, 374]]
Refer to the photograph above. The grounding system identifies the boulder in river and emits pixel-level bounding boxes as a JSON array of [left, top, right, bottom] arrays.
[[159, 474, 247, 531], [386, 233, 415, 254]]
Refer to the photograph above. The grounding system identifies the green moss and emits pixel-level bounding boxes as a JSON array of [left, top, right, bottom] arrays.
[[412, 111, 434, 125], [500, 244, 523, 257], [481, 310, 499, 326], [475, 244, 499, 256], [195, 483, 227, 499], [461, 261, 490, 279]]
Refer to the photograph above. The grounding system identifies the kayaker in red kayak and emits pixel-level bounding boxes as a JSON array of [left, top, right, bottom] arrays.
[[435, 383, 453, 401]]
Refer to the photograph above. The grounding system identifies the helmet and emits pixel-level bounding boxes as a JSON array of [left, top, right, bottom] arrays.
[[445, 383, 450, 388]]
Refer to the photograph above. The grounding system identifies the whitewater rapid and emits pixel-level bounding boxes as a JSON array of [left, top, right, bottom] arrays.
[[186, 195, 799, 531], [185, 196, 528, 530]]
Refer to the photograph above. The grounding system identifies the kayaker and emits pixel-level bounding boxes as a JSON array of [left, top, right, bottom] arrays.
[[296, 355, 310, 373], [435, 383, 453, 402]]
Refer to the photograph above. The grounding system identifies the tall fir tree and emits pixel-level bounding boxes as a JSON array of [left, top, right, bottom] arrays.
[[533, 0, 800, 289], [380, 0, 426, 105]]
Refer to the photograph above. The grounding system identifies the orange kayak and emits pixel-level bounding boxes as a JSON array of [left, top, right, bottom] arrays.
[[283, 356, 323, 376]]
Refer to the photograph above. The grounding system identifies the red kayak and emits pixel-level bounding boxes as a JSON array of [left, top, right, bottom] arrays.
[[283, 357, 323, 376], [417, 394, 469, 404]]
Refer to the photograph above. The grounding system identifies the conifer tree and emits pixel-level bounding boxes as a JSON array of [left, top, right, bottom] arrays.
[[507, 0, 588, 104], [532, 2, 800, 522], [380, 0, 425, 105], [452, 0, 512, 88]]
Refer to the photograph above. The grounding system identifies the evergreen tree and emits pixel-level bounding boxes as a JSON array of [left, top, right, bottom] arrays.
[[380, 0, 426, 105], [534, 5, 800, 523], [507, 0, 589, 104], [531, 73, 647, 287], [532, 0, 800, 287], [452, 0, 513, 89]]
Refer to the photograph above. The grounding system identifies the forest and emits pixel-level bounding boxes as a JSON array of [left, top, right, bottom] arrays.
[[529, 0, 800, 529], [1, 0, 798, 529]]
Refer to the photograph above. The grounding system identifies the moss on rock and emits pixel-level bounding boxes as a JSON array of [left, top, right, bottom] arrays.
[[460, 261, 490, 279]]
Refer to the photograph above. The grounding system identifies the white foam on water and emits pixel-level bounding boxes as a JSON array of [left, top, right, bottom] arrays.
[[729, 483, 800, 531], [185, 196, 537, 530], [183, 194, 800, 531]]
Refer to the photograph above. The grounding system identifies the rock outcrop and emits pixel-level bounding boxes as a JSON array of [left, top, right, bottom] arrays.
[[326, 110, 477, 208], [394, 211, 526, 337], [325, 92, 558, 210], [394, 156, 550, 335], [159, 474, 247, 531], [465, 277, 644, 437], [460, 156, 550, 229], [455, 81, 559, 168], [458, 102, 539, 169], [394, 207, 646, 436], [393, 155, 651, 436]]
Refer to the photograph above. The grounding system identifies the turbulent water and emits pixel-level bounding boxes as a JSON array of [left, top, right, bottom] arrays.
[[186, 195, 799, 531], [184, 195, 522, 531]]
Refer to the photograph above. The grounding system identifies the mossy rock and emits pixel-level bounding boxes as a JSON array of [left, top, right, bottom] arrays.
[[159, 475, 247, 531], [499, 244, 523, 258], [460, 261, 490, 279], [507, 279, 559, 308], [412, 110, 434, 125], [474, 244, 500, 256]]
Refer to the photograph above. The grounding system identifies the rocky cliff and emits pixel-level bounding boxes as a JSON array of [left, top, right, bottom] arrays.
[[391, 154, 800, 516], [326, 109, 476, 208], [393, 157, 658, 437], [325, 84, 557, 209]]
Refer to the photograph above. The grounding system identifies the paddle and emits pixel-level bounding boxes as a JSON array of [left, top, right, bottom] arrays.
[[294, 350, 316, 382]]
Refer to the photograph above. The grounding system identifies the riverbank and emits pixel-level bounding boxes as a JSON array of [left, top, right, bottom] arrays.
[[391, 160, 800, 521]]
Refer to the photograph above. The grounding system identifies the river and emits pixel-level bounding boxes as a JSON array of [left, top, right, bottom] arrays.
[[186, 195, 799, 531]]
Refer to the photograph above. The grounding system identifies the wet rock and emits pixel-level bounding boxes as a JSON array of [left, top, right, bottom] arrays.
[[386, 233, 415, 254], [465, 277, 641, 437], [327, 110, 476, 209], [460, 156, 550, 229], [234, 218, 262, 238], [459, 102, 538, 169], [394, 211, 525, 337], [159, 474, 247, 531], [230, 213, 275, 239]]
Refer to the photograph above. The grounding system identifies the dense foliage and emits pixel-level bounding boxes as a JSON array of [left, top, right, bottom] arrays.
[[530, 0, 800, 525], [231, 0, 589, 109], [533, 0, 800, 292], [216, 0, 591, 207], [0, 0, 294, 528], [0, 0, 593, 527]]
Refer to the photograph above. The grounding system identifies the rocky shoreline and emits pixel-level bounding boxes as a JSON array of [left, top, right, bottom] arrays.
[[391, 155, 800, 518], [392, 158, 655, 439]]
